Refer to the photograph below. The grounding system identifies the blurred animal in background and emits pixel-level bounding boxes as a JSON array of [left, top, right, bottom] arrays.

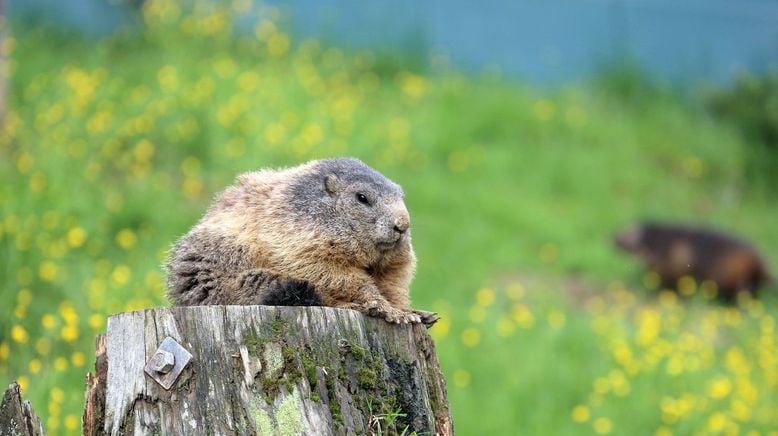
[[614, 222, 772, 300]]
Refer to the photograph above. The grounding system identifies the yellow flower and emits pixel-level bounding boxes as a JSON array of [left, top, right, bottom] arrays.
[[511, 304, 535, 329], [39, 260, 60, 282], [60, 325, 79, 342], [707, 412, 727, 433], [72, 352, 86, 367], [254, 19, 276, 40], [89, 313, 105, 329], [59, 302, 79, 325], [447, 151, 470, 173], [565, 106, 587, 128], [453, 369, 471, 388], [701, 280, 718, 299], [42, 314, 57, 329], [133, 139, 155, 162], [16, 288, 32, 306], [593, 417, 613, 434], [267, 32, 290, 57], [461, 328, 481, 347], [571, 405, 590, 423], [429, 320, 450, 342], [730, 398, 751, 422], [116, 229, 138, 250], [67, 226, 87, 248], [183, 178, 203, 199], [593, 377, 610, 395], [11, 324, 29, 343], [35, 338, 51, 355], [636, 309, 661, 346], [683, 155, 704, 179], [16, 151, 33, 174], [677, 275, 696, 296], [388, 117, 410, 141], [658, 291, 677, 307], [506, 282, 525, 300], [29, 359, 42, 374], [54, 357, 68, 372], [608, 370, 630, 397], [157, 65, 179, 92], [666, 355, 683, 376], [50, 387, 64, 403], [723, 309, 742, 327], [707, 378, 732, 400], [548, 311, 566, 329], [475, 288, 495, 307], [468, 306, 486, 324], [300, 123, 323, 146], [538, 243, 558, 263], [111, 265, 132, 286], [237, 71, 260, 92], [17, 376, 29, 392], [496, 318, 515, 338], [65, 414, 79, 431], [533, 99, 555, 121], [397, 72, 426, 98], [264, 122, 287, 145], [0, 342, 9, 360]]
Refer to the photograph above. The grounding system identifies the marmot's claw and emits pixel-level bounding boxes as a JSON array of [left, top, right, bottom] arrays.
[[412, 310, 440, 327]]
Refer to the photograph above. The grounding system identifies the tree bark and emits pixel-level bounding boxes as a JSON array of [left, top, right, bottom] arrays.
[[0, 382, 44, 436], [84, 306, 453, 435]]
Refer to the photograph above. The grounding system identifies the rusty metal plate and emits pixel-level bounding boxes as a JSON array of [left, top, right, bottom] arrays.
[[144, 336, 193, 390]]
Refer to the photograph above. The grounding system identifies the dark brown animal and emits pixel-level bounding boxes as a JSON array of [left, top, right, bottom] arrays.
[[615, 223, 772, 299]]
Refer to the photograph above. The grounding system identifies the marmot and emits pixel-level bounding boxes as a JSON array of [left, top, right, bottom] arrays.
[[614, 222, 772, 299], [166, 158, 437, 325]]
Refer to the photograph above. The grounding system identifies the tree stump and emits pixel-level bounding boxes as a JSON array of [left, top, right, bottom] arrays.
[[0, 382, 44, 436], [83, 306, 453, 435]]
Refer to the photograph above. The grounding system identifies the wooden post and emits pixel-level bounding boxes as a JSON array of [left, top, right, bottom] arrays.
[[83, 306, 453, 435], [0, 382, 44, 436]]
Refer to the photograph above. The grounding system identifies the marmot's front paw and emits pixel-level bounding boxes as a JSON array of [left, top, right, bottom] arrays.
[[370, 305, 422, 324]]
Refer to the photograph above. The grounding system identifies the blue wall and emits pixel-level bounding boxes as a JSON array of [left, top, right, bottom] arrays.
[[10, 0, 778, 86]]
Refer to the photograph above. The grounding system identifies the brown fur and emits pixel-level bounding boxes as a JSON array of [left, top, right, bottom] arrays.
[[166, 158, 437, 325], [615, 222, 772, 300]]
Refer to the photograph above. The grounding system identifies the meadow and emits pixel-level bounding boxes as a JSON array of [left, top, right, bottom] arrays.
[[1, 1, 777, 434]]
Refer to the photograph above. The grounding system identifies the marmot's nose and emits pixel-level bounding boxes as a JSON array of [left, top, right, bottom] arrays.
[[393, 216, 409, 234]]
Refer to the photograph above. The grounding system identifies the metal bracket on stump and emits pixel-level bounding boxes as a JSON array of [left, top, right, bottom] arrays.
[[143, 336, 192, 390]]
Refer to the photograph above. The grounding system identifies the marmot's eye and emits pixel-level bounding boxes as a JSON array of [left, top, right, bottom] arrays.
[[355, 192, 370, 205]]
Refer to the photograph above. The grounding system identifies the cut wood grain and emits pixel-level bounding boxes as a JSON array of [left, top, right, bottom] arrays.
[[86, 306, 453, 435]]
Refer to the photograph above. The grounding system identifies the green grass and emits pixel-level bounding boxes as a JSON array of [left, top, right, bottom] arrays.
[[1, 3, 777, 435]]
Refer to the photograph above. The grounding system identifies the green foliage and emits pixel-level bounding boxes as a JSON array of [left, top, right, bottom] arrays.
[[707, 71, 778, 150], [705, 71, 778, 190], [1, 1, 777, 435], [366, 397, 414, 436]]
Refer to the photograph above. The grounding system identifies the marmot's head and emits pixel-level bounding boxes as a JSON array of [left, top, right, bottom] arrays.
[[614, 224, 646, 254], [287, 158, 411, 264]]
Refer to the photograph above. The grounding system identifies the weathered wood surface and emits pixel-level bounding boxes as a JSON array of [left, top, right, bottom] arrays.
[[0, 382, 44, 436], [86, 306, 453, 435], [83, 334, 107, 435]]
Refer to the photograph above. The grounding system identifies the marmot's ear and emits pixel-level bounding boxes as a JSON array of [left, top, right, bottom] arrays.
[[324, 174, 342, 195]]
